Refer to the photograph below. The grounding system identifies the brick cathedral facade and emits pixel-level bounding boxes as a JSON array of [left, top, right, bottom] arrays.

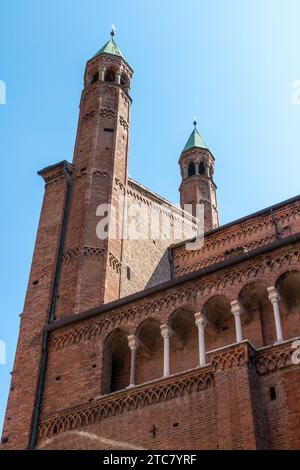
[[2, 33, 300, 450]]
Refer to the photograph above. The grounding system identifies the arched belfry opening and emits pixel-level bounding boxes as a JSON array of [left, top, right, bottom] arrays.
[[104, 68, 116, 83], [188, 162, 196, 177]]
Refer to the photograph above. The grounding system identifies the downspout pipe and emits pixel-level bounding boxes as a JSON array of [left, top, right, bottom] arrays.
[[29, 161, 73, 449]]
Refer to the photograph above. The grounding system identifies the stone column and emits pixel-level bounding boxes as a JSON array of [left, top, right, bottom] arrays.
[[205, 164, 210, 177], [195, 162, 200, 175], [100, 69, 105, 81], [127, 335, 139, 387], [160, 324, 172, 377], [183, 166, 188, 178], [231, 300, 243, 343], [116, 71, 121, 84], [195, 313, 207, 367], [267, 286, 283, 343]]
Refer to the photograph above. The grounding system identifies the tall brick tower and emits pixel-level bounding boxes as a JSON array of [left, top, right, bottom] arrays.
[[1, 31, 133, 449], [55, 29, 134, 316], [179, 120, 219, 232]]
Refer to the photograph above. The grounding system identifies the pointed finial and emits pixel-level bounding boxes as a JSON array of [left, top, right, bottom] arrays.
[[193, 116, 197, 128], [111, 24, 116, 39]]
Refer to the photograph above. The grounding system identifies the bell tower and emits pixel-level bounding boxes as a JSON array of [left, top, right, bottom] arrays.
[[55, 29, 134, 316], [179, 120, 219, 232]]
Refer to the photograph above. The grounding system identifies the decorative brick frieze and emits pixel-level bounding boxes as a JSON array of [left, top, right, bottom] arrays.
[[62, 248, 80, 264], [49, 244, 300, 352], [109, 252, 122, 273], [81, 110, 95, 123], [38, 367, 214, 439], [209, 343, 254, 372], [175, 234, 277, 276], [99, 108, 116, 120], [62, 246, 105, 265], [119, 115, 129, 130], [251, 339, 297, 375], [173, 200, 300, 276], [83, 246, 105, 260]]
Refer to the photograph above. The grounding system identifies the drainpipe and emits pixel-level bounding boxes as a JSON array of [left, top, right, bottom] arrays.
[[29, 161, 73, 449]]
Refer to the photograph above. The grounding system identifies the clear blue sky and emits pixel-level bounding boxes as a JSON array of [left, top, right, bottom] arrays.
[[0, 0, 299, 433]]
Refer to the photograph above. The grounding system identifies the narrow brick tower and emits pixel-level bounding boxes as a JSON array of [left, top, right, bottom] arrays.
[[55, 29, 134, 316], [179, 120, 219, 232]]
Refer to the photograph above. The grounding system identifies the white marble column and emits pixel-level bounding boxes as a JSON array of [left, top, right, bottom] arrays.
[[267, 286, 283, 343], [116, 71, 121, 84], [160, 324, 172, 377], [231, 300, 243, 343], [194, 313, 207, 367], [127, 335, 139, 387]]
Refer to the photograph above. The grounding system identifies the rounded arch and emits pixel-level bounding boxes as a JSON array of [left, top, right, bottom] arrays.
[[135, 318, 162, 385], [276, 269, 300, 314], [202, 294, 235, 351], [136, 317, 161, 350], [238, 281, 274, 347], [188, 162, 196, 177], [104, 67, 116, 83], [168, 308, 195, 343], [101, 328, 130, 394], [203, 294, 231, 330], [168, 307, 198, 374]]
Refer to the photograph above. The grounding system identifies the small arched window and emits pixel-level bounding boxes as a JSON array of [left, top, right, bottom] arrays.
[[104, 68, 116, 83], [188, 162, 196, 177], [90, 71, 99, 85], [199, 162, 205, 175]]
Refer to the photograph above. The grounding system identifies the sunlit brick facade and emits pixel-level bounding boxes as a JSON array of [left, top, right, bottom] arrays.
[[2, 34, 300, 450]]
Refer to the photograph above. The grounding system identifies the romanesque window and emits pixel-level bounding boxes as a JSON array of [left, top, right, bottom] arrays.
[[199, 162, 205, 175], [188, 162, 195, 177], [104, 68, 116, 83], [91, 71, 99, 85]]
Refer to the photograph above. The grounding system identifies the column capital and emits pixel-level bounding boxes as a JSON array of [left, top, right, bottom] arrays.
[[267, 286, 280, 304], [127, 334, 139, 351], [160, 324, 172, 339], [231, 300, 243, 316], [194, 312, 206, 328]]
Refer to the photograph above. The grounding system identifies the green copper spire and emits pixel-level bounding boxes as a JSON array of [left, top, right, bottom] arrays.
[[182, 119, 208, 152], [93, 26, 125, 60]]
